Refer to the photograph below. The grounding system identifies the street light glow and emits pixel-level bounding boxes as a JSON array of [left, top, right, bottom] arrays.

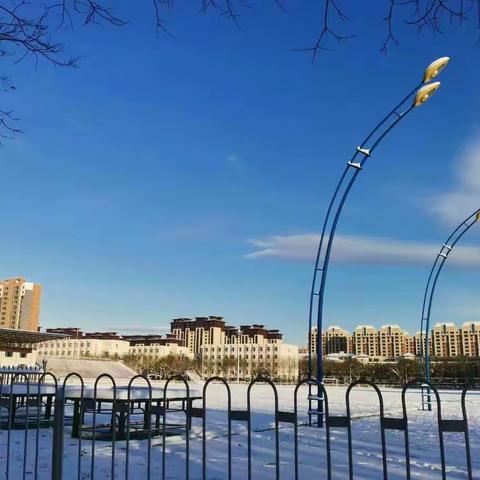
[[423, 57, 450, 82], [414, 82, 441, 107]]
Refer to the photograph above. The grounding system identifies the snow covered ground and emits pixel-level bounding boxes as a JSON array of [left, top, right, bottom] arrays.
[[1, 382, 479, 479]]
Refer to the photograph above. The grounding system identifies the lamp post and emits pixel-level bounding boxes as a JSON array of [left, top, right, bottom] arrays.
[[307, 57, 450, 425], [419, 208, 480, 411]]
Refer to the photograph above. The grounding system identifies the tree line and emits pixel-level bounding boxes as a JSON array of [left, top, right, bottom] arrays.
[[119, 352, 480, 385]]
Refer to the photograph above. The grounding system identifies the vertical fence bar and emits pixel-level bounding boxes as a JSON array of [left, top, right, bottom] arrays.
[[247, 374, 280, 480], [345, 380, 387, 480], [51, 385, 65, 480], [461, 383, 473, 480], [62, 373, 84, 480], [36, 373, 58, 478], [126, 375, 152, 480], [162, 374, 191, 480], [91, 373, 117, 480], [402, 379, 443, 480], [201, 377, 231, 480]]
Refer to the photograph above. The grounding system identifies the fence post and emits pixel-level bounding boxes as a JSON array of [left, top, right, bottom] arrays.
[[51, 387, 65, 480]]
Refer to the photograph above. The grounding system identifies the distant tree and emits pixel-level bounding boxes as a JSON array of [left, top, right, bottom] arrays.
[[0, 1, 477, 138]]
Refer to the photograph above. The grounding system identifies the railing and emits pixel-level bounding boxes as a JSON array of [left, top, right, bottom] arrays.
[[0, 373, 477, 479]]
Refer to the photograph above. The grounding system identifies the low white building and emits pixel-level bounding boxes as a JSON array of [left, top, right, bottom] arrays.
[[125, 334, 193, 359], [36, 328, 130, 359]]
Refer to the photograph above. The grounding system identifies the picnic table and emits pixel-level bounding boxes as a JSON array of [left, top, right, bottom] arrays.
[[0, 382, 55, 428], [0, 383, 202, 438], [64, 385, 202, 439]]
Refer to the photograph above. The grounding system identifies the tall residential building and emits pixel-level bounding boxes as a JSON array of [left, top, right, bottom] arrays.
[[353, 325, 378, 357], [324, 326, 352, 354], [461, 322, 480, 357], [171, 317, 298, 380], [413, 331, 432, 356], [171, 316, 226, 355], [308, 322, 480, 360], [0, 277, 42, 331], [377, 325, 409, 358], [432, 323, 462, 357]]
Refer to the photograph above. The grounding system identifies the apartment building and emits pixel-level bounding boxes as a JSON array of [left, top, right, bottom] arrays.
[[432, 323, 462, 357], [310, 324, 414, 360], [324, 326, 352, 354], [353, 325, 378, 357], [200, 324, 298, 381], [0, 277, 42, 331], [377, 325, 409, 358], [171, 316, 226, 355], [309, 326, 352, 356], [37, 328, 130, 358], [461, 322, 480, 357], [412, 331, 432, 356], [309, 321, 480, 360]]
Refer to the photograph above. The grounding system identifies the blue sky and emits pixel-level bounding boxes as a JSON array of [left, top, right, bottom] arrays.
[[0, 2, 479, 345]]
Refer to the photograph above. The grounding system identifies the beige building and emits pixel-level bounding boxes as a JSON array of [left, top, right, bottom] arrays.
[[171, 316, 226, 355], [310, 326, 352, 356], [37, 328, 130, 359], [308, 321, 480, 360], [431, 323, 462, 357], [461, 322, 480, 357], [171, 317, 298, 380], [353, 325, 378, 357], [412, 331, 432, 356], [377, 325, 409, 358], [0, 277, 42, 331], [323, 326, 352, 354]]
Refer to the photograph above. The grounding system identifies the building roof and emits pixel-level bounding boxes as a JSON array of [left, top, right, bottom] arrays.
[[0, 328, 68, 346]]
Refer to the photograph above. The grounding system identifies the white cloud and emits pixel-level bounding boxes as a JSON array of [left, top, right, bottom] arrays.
[[246, 233, 480, 267], [428, 133, 480, 224], [227, 153, 240, 165]]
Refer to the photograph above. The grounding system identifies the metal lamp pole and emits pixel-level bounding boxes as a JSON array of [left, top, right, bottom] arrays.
[[307, 57, 451, 426], [419, 208, 480, 410]]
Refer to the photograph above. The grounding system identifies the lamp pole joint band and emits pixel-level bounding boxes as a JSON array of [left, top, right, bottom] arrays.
[[347, 161, 362, 170], [356, 146, 371, 156]]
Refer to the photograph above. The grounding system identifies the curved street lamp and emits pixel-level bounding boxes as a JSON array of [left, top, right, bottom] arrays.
[[307, 57, 450, 425], [419, 208, 480, 411]]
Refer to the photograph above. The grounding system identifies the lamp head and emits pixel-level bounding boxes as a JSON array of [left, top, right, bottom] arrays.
[[423, 57, 450, 83], [414, 82, 441, 107]]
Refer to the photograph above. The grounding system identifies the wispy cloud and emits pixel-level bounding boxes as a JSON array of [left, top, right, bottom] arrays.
[[246, 233, 480, 267], [428, 132, 480, 224], [227, 153, 240, 165]]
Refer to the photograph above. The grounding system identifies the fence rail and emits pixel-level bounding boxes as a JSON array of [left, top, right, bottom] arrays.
[[0, 373, 477, 479]]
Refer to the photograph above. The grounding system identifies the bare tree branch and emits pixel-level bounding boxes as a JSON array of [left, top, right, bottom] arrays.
[[0, 0, 477, 140], [295, 0, 355, 63], [381, 0, 399, 54]]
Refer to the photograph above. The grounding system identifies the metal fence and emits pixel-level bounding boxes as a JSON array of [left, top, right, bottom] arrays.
[[0, 373, 477, 479]]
